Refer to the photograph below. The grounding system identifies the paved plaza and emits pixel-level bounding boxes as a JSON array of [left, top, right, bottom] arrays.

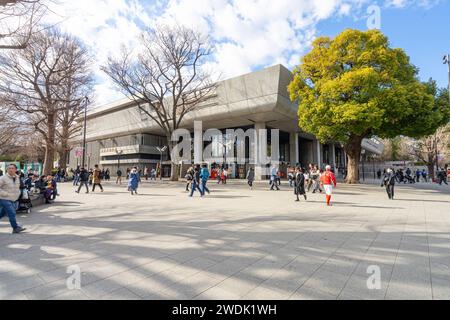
[[1, 180, 450, 300]]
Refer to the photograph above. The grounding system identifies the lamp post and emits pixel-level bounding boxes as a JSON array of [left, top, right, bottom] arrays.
[[361, 149, 366, 182], [116, 149, 123, 173], [443, 54, 450, 104], [87, 153, 91, 170], [81, 96, 90, 168], [156, 146, 167, 180], [217, 135, 234, 168]]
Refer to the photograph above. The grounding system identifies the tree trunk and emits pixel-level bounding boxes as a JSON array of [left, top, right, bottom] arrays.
[[57, 136, 70, 170], [57, 147, 69, 170], [170, 163, 180, 181], [344, 135, 363, 184], [43, 113, 56, 175], [167, 138, 180, 181]]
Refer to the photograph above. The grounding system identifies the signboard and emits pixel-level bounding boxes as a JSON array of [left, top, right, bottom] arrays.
[[23, 163, 43, 176], [75, 147, 84, 158]]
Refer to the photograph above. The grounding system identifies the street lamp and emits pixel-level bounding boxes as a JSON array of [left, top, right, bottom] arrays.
[[81, 96, 90, 168], [443, 54, 450, 104], [217, 135, 234, 168], [156, 146, 167, 180], [438, 54, 450, 179], [361, 149, 366, 182]]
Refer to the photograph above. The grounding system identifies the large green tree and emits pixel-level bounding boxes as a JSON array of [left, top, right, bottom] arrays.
[[288, 29, 449, 183]]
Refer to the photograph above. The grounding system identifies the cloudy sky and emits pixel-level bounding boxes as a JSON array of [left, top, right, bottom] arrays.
[[42, 0, 450, 107]]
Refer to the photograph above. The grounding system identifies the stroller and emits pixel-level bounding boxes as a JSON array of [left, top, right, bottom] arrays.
[[17, 188, 32, 214]]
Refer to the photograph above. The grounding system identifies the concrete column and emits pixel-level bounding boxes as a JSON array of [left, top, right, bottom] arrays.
[[331, 143, 336, 170], [254, 122, 266, 181], [289, 132, 299, 166], [315, 139, 322, 168], [194, 121, 203, 164]]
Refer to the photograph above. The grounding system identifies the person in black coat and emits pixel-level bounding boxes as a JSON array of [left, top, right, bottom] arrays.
[[189, 165, 202, 197], [381, 168, 397, 199], [294, 167, 307, 202]]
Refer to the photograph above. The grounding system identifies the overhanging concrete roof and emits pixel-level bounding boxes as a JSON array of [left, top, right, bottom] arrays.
[[79, 64, 299, 142]]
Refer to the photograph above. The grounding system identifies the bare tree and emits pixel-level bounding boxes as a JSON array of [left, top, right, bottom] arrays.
[[102, 24, 215, 180], [0, 104, 18, 154], [0, 0, 47, 50], [406, 125, 450, 178], [55, 39, 93, 170], [0, 28, 93, 174]]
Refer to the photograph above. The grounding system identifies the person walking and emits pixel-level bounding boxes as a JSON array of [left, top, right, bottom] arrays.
[[294, 167, 307, 202], [422, 169, 427, 182], [288, 166, 295, 187], [0, 164, 26, 234], [246, 167, 255, 190], [438, 168, 448, 185], [222, 168, 228, 184], [92, 165, 104, 192], [75, 167, 89, 193], [185, 166, 194, 191], [415, 169, 421, 183], [306, 164, 314, 192], [320, 165, 337, 206], [144, 167, 149, 181], [217, 168, 222, 184], [189, 165, 202, 197], [73, 166, 80, 186], [269, 165, 280, 191], [381, 168, 397, 199], [128, 167, 140, 195], [311, 166, 322, 193], [200, 164, 210, 196], [116, 168, 123, 185]]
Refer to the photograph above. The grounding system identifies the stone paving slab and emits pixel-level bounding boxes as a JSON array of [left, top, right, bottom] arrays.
[[1, 180, 449, 300]]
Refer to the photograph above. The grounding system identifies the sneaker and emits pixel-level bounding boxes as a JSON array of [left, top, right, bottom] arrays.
[[13, 226, 26, 234]]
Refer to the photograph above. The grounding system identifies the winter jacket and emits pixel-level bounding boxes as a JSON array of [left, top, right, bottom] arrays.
[[294, 172, 306, 195], [93, 169, 102, 184], [200, 168, 210, 181], [0, 173, 21, 201]]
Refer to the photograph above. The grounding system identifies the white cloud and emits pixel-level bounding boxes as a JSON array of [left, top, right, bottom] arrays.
[[36, 0, 442, 106]]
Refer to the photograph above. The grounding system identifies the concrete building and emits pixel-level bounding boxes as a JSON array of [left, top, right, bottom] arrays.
[[68, 64, 383, 179]]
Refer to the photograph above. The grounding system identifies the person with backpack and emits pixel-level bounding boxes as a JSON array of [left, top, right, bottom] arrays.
[[294, 167, 307, 202], [381, 168, 397, 200], [320, 165, 337, 206], [200, 164, 211, 196]]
